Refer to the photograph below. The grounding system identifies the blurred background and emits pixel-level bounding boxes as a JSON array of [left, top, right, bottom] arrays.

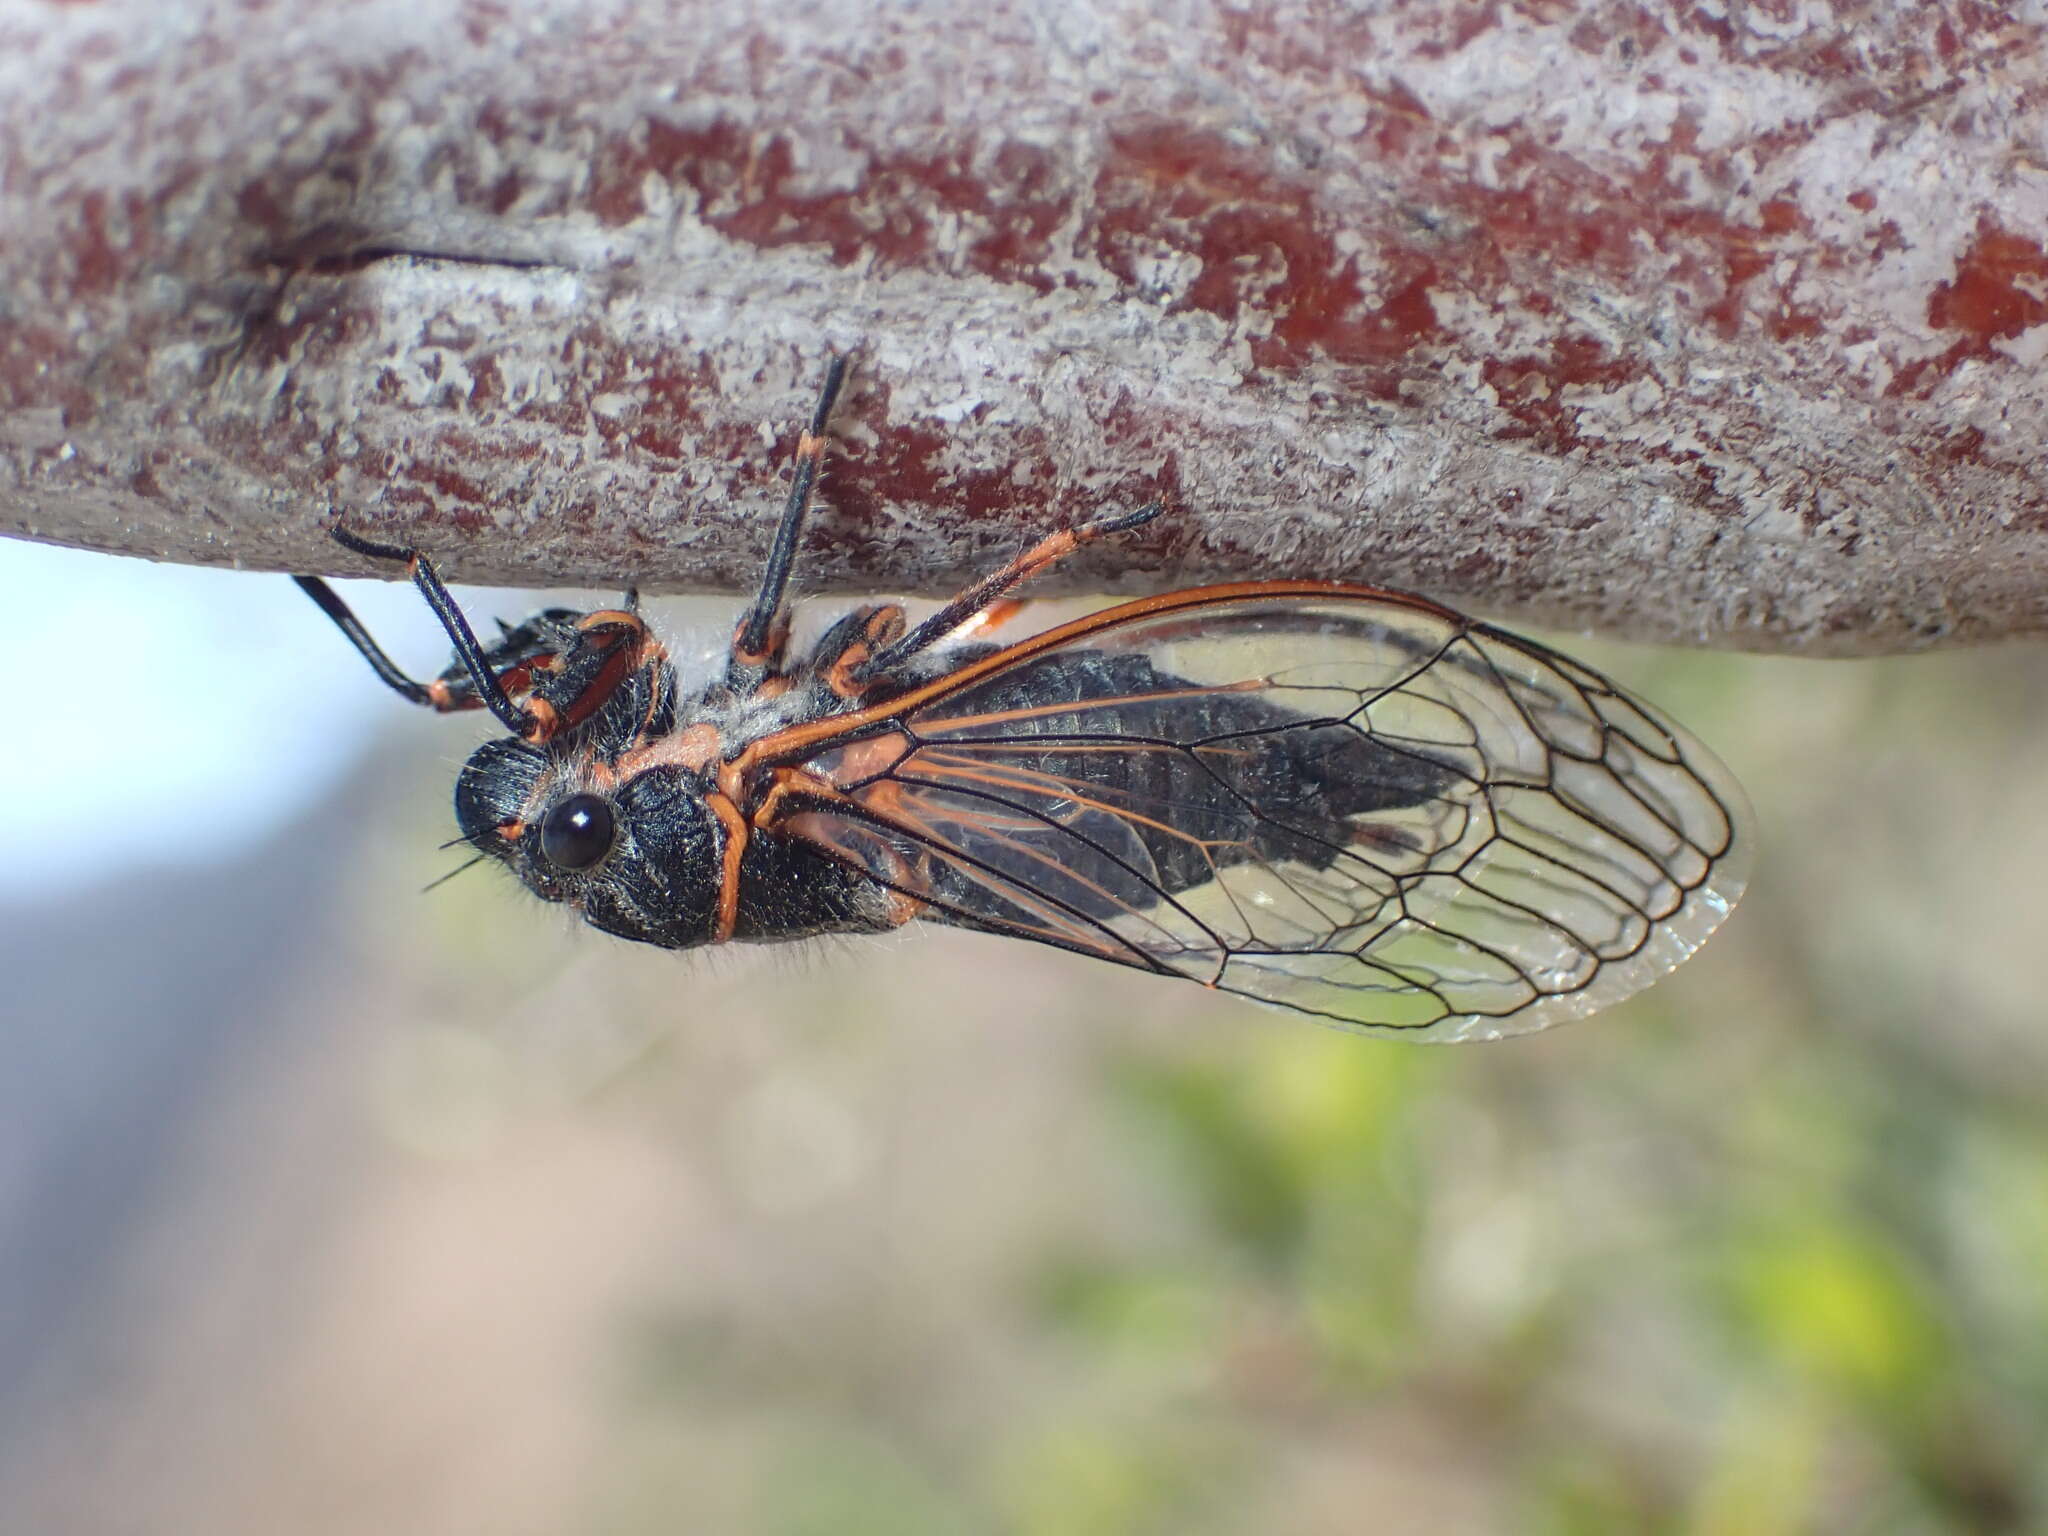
[[3, 536, 2045, 1536]]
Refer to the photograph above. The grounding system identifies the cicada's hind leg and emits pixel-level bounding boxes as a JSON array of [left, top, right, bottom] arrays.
[[940, 597, 1030, 645], [845, 501, 1163, 687], [727, 354, 851, 691], [295, 528, 540, 738]]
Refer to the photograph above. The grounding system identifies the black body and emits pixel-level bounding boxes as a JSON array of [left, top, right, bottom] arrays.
[[446, 640, 1454, 953], [291, 355, 1748, 1039]]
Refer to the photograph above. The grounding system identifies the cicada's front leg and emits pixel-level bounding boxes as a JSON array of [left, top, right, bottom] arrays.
[[298, 529, 662, 744], [293, 528, 540, 738]]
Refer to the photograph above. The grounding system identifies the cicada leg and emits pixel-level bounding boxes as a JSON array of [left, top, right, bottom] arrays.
[[849, 501, 1162, 685], [293, 528, 539, 737], [727, 353, 851, 690]]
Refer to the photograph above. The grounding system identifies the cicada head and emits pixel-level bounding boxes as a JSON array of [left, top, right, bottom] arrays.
[[453, 738, 726, 949]]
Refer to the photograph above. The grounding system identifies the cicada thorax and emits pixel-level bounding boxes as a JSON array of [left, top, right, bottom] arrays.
[[452, 617, 905, 951]]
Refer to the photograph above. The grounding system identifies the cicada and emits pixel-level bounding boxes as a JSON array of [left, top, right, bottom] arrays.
[[295, 359, 1749, 1042]]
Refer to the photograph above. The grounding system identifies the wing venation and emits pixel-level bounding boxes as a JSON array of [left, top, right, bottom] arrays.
[[783, 592, 1749, 1041]]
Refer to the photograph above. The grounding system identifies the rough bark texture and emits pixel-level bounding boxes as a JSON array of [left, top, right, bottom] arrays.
[[2, 0, 2044, 653]]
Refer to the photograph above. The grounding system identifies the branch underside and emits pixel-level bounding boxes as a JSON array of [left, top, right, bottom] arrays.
[[3, 0, 2045, 655]]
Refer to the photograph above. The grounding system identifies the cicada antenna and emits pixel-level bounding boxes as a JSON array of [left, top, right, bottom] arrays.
[[421, 852, 492, 894]]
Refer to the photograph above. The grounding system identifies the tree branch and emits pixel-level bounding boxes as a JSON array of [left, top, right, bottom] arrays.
[[3, 0, 2044, 653]]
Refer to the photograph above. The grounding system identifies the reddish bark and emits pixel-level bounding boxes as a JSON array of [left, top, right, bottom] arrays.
[[2, 0, 2044, 652]]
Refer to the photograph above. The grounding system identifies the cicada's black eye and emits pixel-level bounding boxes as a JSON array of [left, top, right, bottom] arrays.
[[539, 794, 616, 871]]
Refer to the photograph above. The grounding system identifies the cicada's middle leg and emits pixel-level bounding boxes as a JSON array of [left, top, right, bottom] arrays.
[[726, 354, 851, 691]]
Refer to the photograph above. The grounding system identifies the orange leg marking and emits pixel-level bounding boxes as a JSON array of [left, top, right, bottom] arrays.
[[703, 791, 751, 944], [943, 598, 1027, 644], [522, 696, 564, 743], [749, 765, 843, 829], [825, 605, 909, 698], [639, 658, 668, 738], [729, 612, 790, 671]]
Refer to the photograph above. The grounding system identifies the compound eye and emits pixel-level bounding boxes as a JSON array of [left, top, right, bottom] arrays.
[[538, 794, 615, 871]]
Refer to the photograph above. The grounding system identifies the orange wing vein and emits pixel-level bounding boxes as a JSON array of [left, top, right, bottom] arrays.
[[757, 587, 1750, 1042]]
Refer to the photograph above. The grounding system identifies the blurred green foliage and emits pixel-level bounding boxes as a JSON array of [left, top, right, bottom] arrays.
[[554, 641, 2048, 1534], [31, 624, 2043, 1536]]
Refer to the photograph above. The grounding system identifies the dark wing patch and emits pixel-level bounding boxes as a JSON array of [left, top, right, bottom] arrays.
[[788, 593, 1749, 1041]]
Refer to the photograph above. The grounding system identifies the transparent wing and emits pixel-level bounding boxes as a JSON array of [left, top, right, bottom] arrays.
[[779, 590, 1750, 1041]]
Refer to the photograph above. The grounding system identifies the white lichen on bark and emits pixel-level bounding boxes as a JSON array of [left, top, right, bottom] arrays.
[[2, 0, 2045, 652]]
